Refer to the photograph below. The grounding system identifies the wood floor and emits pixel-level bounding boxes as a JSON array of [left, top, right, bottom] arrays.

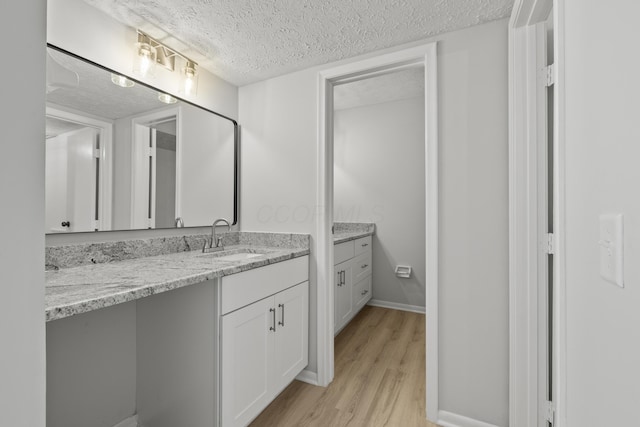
[[250, 306, 440, 427]]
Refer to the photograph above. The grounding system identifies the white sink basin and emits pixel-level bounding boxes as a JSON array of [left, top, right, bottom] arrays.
[[214, 252, 264, 262]]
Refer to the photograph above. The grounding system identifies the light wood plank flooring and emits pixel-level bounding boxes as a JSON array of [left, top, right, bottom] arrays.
[[250, 306, 439, 427]]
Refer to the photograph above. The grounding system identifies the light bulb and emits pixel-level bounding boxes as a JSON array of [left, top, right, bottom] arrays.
[[133, 41, 157, 79], [158, 92, 177, 104], [180, 61, 198, 96], [110, 73, 135, 88]]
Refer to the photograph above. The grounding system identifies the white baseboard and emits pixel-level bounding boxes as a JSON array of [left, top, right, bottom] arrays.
[[437, 410, 500, 427], [296, 369, 319, 386], [367, 299, 426, 314], [113, 415, 138, 427]]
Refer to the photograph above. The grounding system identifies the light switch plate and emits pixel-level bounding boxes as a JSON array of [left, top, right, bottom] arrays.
[[599, 214, 624, 288]]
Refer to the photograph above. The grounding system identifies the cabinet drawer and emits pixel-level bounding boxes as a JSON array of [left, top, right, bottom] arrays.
[[354, 236, 372, 256], [353, 275, 371, 310], [352, 252, 372, 283], [334, 240, 355, 265], [221, 256, 309, 315]]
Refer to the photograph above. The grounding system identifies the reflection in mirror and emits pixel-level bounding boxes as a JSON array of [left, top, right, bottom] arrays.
[[45, 45, 237, 234]]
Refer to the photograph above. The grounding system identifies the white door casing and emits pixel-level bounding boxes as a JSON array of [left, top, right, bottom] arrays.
[[509, 0, 568, 426], [316, 42, 438, 421], [45, 105, 113, 232]]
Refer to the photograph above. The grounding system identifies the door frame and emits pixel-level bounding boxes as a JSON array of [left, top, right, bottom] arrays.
[[130, 107, 182, 229], [315, 42, 439, 421], [46, 104, 113, 231], [509, 0, 566, 425]]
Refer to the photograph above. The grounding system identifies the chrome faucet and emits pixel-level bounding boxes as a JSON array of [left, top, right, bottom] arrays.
[[203, 218, 231, 252]]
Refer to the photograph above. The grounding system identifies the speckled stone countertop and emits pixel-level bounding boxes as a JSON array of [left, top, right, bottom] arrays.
[[333, 222, 375, 244], [46, 234, 309, 322]]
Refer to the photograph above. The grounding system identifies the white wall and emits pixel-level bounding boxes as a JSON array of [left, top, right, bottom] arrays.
[[563, 2, 640, 425], [46, 303, 137, 427], [334, 97, 426, 308], [239, 18, 509, 426], [437, 20, 508, 427], [155, 137, 177, 229], [113, 116, 133, 229], [0, 1, 46, 426], [180, 104, 235, 226]]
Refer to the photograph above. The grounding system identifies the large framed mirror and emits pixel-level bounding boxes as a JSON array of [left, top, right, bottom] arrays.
[[45, 44, 238, 234]]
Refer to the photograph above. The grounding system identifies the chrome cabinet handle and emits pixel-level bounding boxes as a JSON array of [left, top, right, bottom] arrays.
[[278, 303, 285, 326], [341, 271, 345, 285], [361, 264, 368, 269], [361, 243, 368, 247], [361, 289, 369, 296], [269, 308, 276, 331]]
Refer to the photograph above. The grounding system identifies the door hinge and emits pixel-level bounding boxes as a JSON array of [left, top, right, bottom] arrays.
[[545, 400, 556, 425], [94, 148, 101, 159], [546, 233, 555, 255], [545, 64, 555, 87], [92, 219, 99, 231]]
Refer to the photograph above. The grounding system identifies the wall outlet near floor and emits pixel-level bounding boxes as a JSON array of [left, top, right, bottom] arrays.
[[599, 213, 624, 288]]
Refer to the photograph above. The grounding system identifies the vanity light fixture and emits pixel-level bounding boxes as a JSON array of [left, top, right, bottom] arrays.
[[133, 32, 157, 78], [110, 73, 135, 88], [133, 30, 199, 97], [180, 61, 199, 97], [158, 92, 177, 104]]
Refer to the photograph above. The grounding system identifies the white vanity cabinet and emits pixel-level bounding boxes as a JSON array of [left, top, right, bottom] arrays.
[[334, 258, 353, 332], [334, 236, 372, 334], [220, 256, 309, 427], [136, 255, 309, 427]]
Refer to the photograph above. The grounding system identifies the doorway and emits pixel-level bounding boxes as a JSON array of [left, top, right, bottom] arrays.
[[131, 108, 180, 229], [332, 66, 426, 316], [45, 106, 113, 232], [316, 43, 438, 422]]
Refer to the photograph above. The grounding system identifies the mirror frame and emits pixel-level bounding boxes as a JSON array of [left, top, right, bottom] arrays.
[[46, 43, 239, 231]]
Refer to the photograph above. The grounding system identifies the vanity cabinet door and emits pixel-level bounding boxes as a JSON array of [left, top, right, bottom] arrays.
[[221, 296, 275, 427], [334, 259, 353, 334], [353, 275, 372, 311], [274, 282, 309, 393]]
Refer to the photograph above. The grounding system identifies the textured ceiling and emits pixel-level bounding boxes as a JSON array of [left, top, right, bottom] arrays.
[[334, 67, 424, 111], [46, 116, 86, 139], [82, 0, 513, 86], [47, 48, 170, 120]]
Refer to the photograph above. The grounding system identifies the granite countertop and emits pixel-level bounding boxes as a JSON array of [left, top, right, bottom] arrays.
[[46, 239, 309, 322], [333, 222, 375, 244]]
